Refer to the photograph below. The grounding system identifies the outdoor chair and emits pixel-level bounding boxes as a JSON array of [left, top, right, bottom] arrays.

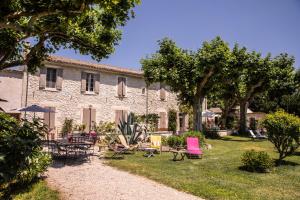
[[118, 135, 139, 152], [249, 130, 267, 140], [142, 135, 162, 157], [186, 137, 203, 159], [108, 143, 129, 158]]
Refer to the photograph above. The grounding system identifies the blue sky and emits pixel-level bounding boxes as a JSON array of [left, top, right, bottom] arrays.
[[55, 0, 300, 70]]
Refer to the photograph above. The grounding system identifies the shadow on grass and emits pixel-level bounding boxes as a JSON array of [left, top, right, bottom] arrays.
[[220, 137, 253, 142], [275, 160, 299, 166], [238, 166, 271, 173], [293, 152, 300, 156], [101, 156, 125, 160]]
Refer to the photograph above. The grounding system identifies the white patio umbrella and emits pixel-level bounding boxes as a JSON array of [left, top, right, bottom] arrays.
[[18, 104, 55, 142], [202, 110, 216, 118]]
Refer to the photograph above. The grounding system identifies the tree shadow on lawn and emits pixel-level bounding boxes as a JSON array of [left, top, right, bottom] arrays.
[[293, 152, 300, 156], [220, 137, 257, 142], [275, 159, 299, 167]]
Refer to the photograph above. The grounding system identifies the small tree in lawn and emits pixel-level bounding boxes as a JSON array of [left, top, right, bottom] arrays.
[[141, 36, 232, 131], [262, 110, 300, 164]]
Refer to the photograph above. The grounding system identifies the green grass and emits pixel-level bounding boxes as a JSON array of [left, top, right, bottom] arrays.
[[106, 136, 300, 200], [12, 180, 59, 200]]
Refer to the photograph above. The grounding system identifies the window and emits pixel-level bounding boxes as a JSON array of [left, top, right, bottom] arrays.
[[86, 73, 94, 92], [46, 68, 57, 88], [117, 77, 126, 97]]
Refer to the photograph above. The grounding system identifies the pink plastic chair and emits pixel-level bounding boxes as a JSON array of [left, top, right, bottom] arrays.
[[187, 137, 203, 157]]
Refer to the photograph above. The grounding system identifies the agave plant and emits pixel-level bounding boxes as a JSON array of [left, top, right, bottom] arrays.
[[118, 113, 142, 145]]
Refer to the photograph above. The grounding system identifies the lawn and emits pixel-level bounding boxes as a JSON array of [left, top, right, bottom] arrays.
[[11, 180, 59, 200], [106, 136, 300, 200]]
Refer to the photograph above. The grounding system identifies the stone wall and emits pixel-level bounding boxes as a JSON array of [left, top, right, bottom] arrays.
[[24, 64, 179, 137], [0, 70, 23, 112]]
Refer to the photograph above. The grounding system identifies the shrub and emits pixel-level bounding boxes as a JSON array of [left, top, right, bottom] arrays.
[[138, 113, 159, 132], [261, 110, 300, 162], [0, 113, 51, 197], [182, 131, 205, 147], [93, 121, 116, 135], [61, 118, 74, 136], [241, 150, 274, 172], [204, 127, 221, 139], [167, 136, 183, 148], [161, 136, 168, 146], [168, 109, 177, 133], [118, 112, 142, 145]]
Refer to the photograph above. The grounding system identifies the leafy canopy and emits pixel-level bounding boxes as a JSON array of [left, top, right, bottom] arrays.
[[0, 0, 140, 72], [141, 36, 232, 106]]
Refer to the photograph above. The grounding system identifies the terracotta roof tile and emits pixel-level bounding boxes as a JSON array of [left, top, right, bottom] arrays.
[[46, 56, 143, 77]]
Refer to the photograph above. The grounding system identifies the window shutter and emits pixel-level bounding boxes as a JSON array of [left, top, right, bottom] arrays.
[[81, 72, 87, 93], [117, 77, 123, 97], [82, 108, 90, 132], [44, 107, 55, 129], [91, 108, 96, 127], [39, 67, 47, 89], [122, 77, 126, 97], [56, 69, 63, 90], [94, 74, 100, 94], [159, 112, 167, 129], [160, 83, 166, 100]]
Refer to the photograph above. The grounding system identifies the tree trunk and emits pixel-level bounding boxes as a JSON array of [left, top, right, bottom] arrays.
[[239, 100, 248, 135], [193, 96, 204, 132]]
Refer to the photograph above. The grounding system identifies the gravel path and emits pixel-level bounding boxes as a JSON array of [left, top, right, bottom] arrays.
[[46, 157, 203, 200]]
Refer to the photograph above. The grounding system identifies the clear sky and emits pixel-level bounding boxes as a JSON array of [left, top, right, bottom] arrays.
[[55, 0, 300, 70]]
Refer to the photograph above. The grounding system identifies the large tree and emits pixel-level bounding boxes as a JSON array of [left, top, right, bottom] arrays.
[[141, 37, 232, 131], [249, 54, 297, 114], [0, 0, 140, 72], [229, 45, 275, 134]]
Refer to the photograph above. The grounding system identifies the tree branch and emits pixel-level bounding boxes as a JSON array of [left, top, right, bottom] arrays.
[[196, 67, 214, 96], [0, 60, 25, 70], [244, 80, 263, 101]]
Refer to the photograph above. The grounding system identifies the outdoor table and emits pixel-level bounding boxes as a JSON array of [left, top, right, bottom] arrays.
[[143, 147, 157, 157], [57, 141, 93, 157], [170, 149, 187, 161]]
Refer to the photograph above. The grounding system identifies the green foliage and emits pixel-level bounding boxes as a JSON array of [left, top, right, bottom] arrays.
[[0, 113, 51, 198], [161, 136, 168, 146], [182, 131, 205, 147], [249, 54, 297, 115], [241, 150, 274, 173], [167, 136, 184, 148], [118, 113, 142, 145], [168, 109, 177, 133], [11, 180, 59, 200], [93, 121, 116, 135], [262, 110, 300, 162], [0, 0, 140, 72], [141, 36, 232, 131], [60, 118, 73, 136], [74, 123, 86, 132], [204, 127, 221, 139], [138, 113, 159, 132]]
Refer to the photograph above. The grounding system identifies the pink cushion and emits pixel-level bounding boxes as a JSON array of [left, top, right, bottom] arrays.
[[187, 137, 203, 155]]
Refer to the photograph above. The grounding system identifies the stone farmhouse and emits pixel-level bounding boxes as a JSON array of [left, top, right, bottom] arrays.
[[0, 56, 195, 138]]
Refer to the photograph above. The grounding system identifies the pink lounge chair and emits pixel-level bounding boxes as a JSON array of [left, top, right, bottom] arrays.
[[186, 137, 203, 158]]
